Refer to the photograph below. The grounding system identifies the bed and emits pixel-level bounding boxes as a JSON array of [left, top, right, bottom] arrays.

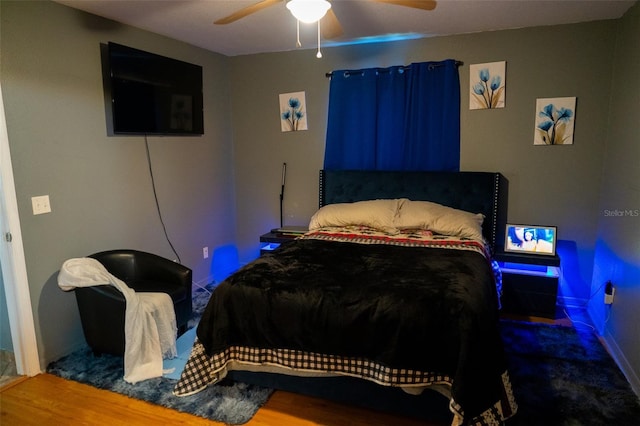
[[174, 170, 517, 425]]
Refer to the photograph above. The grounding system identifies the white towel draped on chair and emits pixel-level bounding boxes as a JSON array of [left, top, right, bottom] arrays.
[[58, 257, 177, 383]]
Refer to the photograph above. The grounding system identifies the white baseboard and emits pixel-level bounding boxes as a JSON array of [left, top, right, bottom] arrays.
[[557, 295, 588, 308], [601, 330, 640, 399]]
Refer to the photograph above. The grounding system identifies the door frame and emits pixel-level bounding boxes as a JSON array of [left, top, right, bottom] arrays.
[[0, 84, 41, 376]]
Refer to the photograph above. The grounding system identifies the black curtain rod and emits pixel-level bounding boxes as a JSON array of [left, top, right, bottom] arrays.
[[325, 60, 463, 78]]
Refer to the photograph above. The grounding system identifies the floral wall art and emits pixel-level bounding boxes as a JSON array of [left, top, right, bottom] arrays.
[[470, 61, 506, 109], [279, 91, 308, 132], [534, 97, 576, 145]]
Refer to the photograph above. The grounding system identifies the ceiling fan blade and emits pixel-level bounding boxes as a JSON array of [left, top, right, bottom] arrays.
[[214, 0, 283, 25], [322, 8, 344, 39], [372, 0, 437, 11]]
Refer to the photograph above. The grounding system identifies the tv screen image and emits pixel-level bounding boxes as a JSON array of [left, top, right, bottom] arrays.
[[105, 42, 204, 136], [504, 224, 557, 256]]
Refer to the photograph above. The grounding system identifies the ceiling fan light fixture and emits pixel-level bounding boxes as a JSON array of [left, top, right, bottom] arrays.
[[286, 0, 331, 24]]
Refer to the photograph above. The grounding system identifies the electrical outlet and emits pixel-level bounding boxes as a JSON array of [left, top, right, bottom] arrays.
[[604, 287, 615, 304], [203, 246, 209, 259], [604, 281, 615, 305], [31, 195, 51, 215]]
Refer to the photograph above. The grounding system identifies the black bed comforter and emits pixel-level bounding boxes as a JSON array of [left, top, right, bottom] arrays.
[[190, 238, 515, 422]]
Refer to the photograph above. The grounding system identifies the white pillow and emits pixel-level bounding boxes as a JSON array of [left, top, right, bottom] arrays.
[[309, 199, 401, 234], [395, 199, 485, 240]]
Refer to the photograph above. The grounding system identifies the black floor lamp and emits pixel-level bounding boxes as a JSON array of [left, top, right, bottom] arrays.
[[280, 162, 286, 228]]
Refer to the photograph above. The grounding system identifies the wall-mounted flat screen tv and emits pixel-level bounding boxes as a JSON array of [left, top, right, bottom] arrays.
[[106, 42, 204, 136], [504, 224, 557, 256]]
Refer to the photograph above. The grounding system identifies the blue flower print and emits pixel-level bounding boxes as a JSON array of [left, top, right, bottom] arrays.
[[536, 103, 574, 145], [472, 68, 504, 109], [282, 97, 304, 131]]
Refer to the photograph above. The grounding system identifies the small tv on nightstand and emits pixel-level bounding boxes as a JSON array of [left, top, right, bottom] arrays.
[[495, 224, 560, 319], [504, 223, 557, 256]]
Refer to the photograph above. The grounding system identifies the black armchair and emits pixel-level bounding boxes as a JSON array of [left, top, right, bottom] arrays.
[[74, 249, 192, 356]]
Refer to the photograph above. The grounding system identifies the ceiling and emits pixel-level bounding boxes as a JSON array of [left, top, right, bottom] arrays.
[[54, 0, 635, 56]]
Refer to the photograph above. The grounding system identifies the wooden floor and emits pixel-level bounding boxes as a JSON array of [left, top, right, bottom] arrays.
[[0, 373, 440, 426]]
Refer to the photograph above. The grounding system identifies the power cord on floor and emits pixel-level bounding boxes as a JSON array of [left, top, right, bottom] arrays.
[[562, 307, 595, 331], [192, 280, 213, 295], [562, 279, 614, 330]]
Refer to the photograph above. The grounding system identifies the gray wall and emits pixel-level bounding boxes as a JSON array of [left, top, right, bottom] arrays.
[[1, 1, 236, 367], [591, 1, 640, 392]]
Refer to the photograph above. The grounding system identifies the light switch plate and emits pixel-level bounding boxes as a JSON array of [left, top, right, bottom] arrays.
[[31, 195, 51, 215]]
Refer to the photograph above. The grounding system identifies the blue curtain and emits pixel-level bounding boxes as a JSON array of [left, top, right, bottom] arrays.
[[324, 60, 460, 171]]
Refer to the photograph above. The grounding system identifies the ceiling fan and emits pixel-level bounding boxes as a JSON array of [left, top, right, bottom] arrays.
[[214, 0, 437, 40]]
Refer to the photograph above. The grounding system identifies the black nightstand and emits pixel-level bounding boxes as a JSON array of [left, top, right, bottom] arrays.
[[259, 228, 307, 255], [494, 252, 561, 319]]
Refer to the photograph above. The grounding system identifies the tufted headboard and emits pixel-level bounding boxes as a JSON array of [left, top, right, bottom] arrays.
[[319, 170, 509, 252]]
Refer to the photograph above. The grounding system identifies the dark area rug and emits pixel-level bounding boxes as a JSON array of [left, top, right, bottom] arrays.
[[501, 319, 640, 425]]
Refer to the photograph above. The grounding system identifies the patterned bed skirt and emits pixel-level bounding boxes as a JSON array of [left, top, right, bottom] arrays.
[[173, 339, 517, 425]]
